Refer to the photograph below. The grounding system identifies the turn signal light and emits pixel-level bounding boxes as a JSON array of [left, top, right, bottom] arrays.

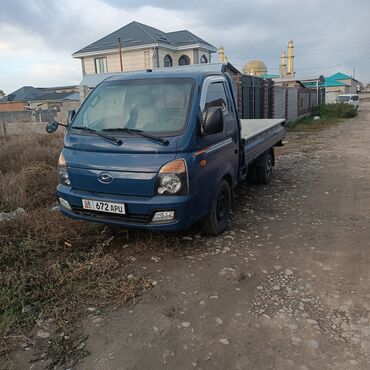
[[159, 159, 186, 174]]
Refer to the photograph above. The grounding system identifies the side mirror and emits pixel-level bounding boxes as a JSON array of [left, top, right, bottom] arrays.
[[45, 120, 68, 133], [201, 107, 224, 135], [46, 120, 59, 133], [67, 109, 76, 125]]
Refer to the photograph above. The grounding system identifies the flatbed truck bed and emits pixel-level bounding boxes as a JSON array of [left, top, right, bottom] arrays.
[[241, 118, 285, 166]]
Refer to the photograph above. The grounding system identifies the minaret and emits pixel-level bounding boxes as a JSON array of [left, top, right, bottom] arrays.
[[218, 46, 225, 63], [279, 50, 287, 78], [287, 40, 295, 77]]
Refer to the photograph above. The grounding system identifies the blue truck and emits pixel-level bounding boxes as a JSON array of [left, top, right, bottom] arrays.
[[46, 64, 285, 235]]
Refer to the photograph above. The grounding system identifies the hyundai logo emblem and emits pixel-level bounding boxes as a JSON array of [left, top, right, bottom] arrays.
[[98, 172, 113, 184]]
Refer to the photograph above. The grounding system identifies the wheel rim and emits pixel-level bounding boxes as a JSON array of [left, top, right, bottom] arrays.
[[216, 189, 229, 224], [266, 156, 272, 181]]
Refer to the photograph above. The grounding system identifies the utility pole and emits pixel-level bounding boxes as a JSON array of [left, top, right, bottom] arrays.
[[350, 68, 356, 93], [118, 37, 123, 72]]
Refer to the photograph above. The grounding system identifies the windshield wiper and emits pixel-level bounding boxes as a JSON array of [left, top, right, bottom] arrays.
[[102, 127, 169, 145], [72, 126, 122, 146]]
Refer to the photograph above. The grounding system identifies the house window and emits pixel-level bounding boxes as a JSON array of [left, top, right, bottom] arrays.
[[164, 54, 173, 67], [200, 55, 208, 64], [95, 57, 108, 73], [178, 55, 190, 66]]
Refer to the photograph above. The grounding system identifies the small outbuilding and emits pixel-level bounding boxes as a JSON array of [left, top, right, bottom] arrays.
[[323, 72, 360, 103]]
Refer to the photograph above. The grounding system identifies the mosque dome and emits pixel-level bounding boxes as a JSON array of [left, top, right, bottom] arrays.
[[243, 60, 268, 76]]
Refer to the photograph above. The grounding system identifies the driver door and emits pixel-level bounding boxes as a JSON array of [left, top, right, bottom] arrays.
[[196, 77, 239, 212]]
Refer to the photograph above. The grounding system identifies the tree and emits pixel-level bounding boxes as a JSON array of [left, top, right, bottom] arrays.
[[0, 89, 5, 97]]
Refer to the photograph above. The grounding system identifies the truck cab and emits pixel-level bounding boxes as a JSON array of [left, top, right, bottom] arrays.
[[50, 65, 284, 235]]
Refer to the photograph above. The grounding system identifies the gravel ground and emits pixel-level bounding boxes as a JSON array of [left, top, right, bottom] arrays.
[[12, 100, 370, 369]]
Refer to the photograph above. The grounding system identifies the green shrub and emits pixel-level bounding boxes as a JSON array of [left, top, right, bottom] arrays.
[[287, 103, 357, 131], [311, 103, 357, 119]]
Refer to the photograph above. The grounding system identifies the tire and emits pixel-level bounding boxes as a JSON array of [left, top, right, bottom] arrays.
[[246, 165, 257, 182], [201, 180, 231, 235], [257, 151, 273, 185]]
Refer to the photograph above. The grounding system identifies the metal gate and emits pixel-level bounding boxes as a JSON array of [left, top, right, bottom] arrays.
[[240, 75, 264, 119]]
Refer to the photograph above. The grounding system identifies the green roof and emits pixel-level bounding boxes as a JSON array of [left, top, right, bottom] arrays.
[[329, 72, 351, 81], [303, 76, 348, 88], [324, 77, 348, 87]]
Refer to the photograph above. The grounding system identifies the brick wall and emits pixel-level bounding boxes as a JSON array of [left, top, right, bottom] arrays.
[[263, 79, 274, 118], [229, 74, 243, 118], [0, 101, 27, 112], [297, 88, 310, 116]]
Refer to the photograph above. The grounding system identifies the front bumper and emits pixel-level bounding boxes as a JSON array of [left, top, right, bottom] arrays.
[[57, 185, 198, 231]]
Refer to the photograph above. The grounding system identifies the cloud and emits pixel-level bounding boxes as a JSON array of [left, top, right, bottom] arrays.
[[0, 0, 189, 52], [0, 23, 81, 92], [0, 1, 189, 92], [1, 0, 370, 93]]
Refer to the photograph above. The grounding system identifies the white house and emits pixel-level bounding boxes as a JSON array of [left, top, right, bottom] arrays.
[[73, 21, 217, 76]]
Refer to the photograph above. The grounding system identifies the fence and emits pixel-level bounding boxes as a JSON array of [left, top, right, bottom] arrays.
[[233, 74, 324, 121], [0, 110, 57, 137], [235, 75, 273, 119], [0, 122, 48, 136], [0, 101, 80, 137], [272, 85, 325, 122], [273, 87, 286, 119], [286, 89, 298, 121]]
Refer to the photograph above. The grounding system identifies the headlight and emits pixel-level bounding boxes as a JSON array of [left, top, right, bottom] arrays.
[[157, 159, 188, 195], [58, 152, 71, 186]]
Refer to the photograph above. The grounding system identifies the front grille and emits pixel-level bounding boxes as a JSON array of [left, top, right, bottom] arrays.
[[71, 206, 149, 224]]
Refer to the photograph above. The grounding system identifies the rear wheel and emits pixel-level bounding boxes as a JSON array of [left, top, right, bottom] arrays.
[[257, 151, 273, 185], [201, 180, 231, 235]]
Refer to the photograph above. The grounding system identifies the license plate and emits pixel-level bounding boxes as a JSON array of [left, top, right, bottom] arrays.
[[82, 199, 125, 215]]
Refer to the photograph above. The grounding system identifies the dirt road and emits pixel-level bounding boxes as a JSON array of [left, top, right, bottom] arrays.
[[19, 100, 369, 370], [77, 101, 370, 370], [72, 101, 370, 370]]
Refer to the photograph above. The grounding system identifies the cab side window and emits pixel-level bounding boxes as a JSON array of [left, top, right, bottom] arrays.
[[205, 82, 229, 112]]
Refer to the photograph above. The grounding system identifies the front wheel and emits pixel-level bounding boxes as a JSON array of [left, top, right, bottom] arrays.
[[201, 180, 231, 235]]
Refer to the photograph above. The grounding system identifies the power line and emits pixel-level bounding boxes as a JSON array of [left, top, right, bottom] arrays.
[[231, 54, 370, 72], [226, 42, 370, 60], [298, 43, 370, 57], [293, 55, 370, 70]]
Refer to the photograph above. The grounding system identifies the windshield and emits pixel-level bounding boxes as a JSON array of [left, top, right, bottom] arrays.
[[336, 96, 350, 102], [72, 78, 194, 134]]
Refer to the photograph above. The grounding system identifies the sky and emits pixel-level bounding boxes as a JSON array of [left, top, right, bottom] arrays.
[[1, 0, 370, 94]]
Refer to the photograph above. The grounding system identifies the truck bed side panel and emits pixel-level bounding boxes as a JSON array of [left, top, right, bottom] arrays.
[[241, 119, 285, 165]]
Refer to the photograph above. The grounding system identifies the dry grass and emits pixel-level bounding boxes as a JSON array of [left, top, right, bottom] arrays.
[[0, 133, 153, 369], [0, 134, 62, 174], [0, 162, 58, 212], [0, 134, 62, 212], [0, 210, 152, 367]]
